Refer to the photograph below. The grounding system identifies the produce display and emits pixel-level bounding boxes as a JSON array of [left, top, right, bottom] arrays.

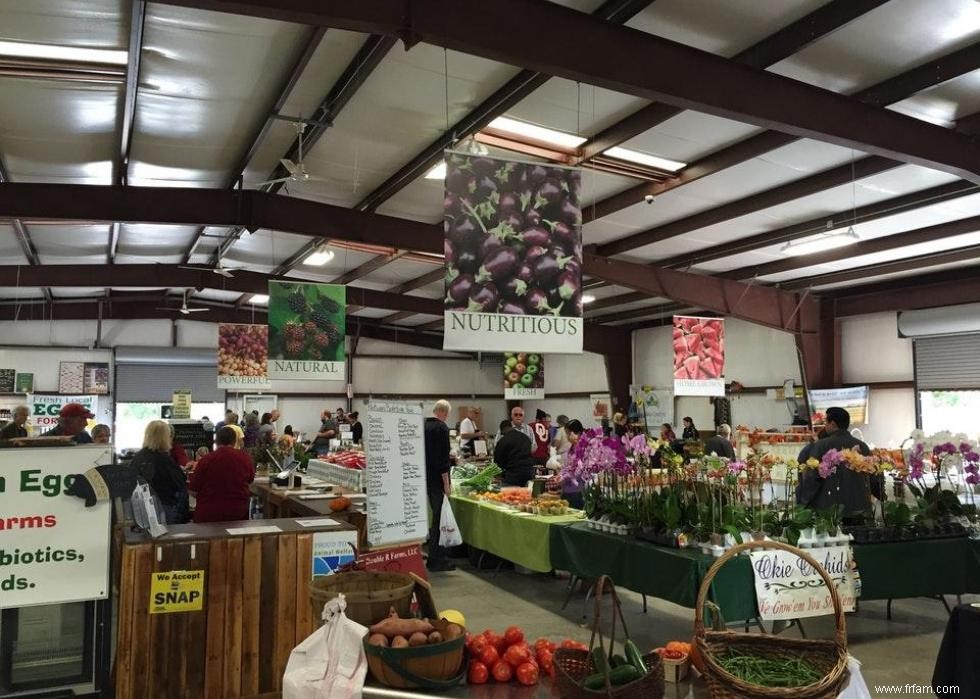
[[217, 324, 268, 377], [574, 639, 649, 691], [365, 608, 463, 649], [329, 496, 352, 512], [465, 627, 587, 686], [503, 352, 543, 391], [480, 488, 531, 506], [443, 153, 583, 317], [516, 493, 571, 515], [268, 282, 344, 361], [716, 651, 821, 688], [673, 316, 724, 381], [458, 463, 502, 492], [323, 450, 366, 470]]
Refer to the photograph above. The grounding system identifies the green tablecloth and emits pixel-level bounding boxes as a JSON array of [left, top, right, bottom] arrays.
[[450, 495, 583, 573]]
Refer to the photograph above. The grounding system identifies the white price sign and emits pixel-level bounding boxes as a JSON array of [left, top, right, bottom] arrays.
[[750, 545, 857, 621]]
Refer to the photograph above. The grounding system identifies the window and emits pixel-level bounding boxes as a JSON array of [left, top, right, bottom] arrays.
[[918, 390, 980, 437], [114, 402, 224, 451]]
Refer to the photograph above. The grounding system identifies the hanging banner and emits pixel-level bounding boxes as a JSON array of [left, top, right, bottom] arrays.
[[590, 394, 611, 423], [267, 281, 345, 381], [503, 352, 544, 399], [30, 395, 97, 432], [218, 323, 272, 390], [808, 386, 869, 427], [750, 545, 857, 621], [673, 316, 725, 397], [442, 152, 583, 354], [630, 385, 673, 431]]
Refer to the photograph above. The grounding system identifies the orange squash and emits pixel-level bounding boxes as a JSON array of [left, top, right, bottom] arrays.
[[330, 496, 352, 512]]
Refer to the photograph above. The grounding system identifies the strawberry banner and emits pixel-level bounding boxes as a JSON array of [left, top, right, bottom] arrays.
[[442, 152, 583, 353], [673, 316, 725, 397], [267, 281, 345, 381]]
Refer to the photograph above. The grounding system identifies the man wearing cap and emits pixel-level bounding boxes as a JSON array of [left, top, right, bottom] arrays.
[[797, 406, 877, 517], [529, 409, 552, 465], [41, 403, 94, 444]]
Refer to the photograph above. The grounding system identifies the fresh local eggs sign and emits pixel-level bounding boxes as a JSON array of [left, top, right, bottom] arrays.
[[442, 152, 584, 353]]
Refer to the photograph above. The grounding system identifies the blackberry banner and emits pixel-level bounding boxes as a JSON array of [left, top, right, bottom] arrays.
[[442, 152, 583, 353], [217, 323, 271, 390], [503, 351, 544, 399], [267, 281, 345, 381], [673, 315, 725, 397]]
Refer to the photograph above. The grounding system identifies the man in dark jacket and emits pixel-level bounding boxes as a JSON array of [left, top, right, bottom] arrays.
[[423, 399, 454, 572], [703, 423, 735, 460], [796, 407, 876, 517], [494, 420, 536, 486]]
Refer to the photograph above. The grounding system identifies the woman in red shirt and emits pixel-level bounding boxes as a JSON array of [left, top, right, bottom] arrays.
[[189, 426, 256, 523]]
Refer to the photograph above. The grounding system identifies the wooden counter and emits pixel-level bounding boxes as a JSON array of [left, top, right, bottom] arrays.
[[116, 517, 356, 699], [250, 479, 368, 548]]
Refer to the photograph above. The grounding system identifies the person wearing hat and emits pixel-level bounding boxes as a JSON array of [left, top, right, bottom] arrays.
[[41, 403, 94, 443], [796, 406, 879, 518], [529, 409, 552, 466]]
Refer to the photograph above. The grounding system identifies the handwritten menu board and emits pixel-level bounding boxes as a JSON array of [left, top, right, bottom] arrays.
[[0, 369, 15, 393], [365, 400, 427, 547]]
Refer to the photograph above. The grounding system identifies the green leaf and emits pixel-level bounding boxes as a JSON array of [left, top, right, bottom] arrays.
[[520, 191, 532, 211]]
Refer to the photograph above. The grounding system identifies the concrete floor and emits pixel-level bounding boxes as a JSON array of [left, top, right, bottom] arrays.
[[427, 558, 972, 698]]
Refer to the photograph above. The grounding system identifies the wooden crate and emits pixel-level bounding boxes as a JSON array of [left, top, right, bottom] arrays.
[[115, 520, 346, 699]]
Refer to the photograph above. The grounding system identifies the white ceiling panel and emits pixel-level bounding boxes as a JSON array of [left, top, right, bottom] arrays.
[[31, 225, 107, 263], [619, 111, 763, 165], [295, 45, 521, 208], [506, 79, 647, 138], [888, 69, 980, 127], [0, 1, 126, 47], [192, 288, 243, 302], [50, 287, 103, 298], [0, 287, 46, 300], [129, 4, 311, 188], [692, 250, 783, 274], [585, 284, 638, 300], [588, 297, 670, 318], [626, 0, 827, 57], [357, 259, 442, 288], [768, 0, 980, 94], [814, 260, 980, 291], [222, 228, 311, 272], [0, 224, 30, 264], [348, 308, 392, 319], [116, 224, 196, 261]]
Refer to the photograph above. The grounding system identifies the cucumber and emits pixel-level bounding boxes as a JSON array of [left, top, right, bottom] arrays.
[[624, 640, 648, 675], [590, 646, 610, 676], [582, 664, 642, 690], [611, 654, 629, 668]]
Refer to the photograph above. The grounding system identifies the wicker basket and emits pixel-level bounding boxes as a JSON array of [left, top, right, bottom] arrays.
[[309, 571, 414, 628], [554, 575, 665, 699], [695, 540, 849, 699], [363, 619, 466, 691]]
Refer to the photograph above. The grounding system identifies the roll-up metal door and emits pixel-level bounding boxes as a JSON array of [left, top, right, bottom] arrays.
[[914, 335, 980, 390], [114, 347, 223, 402]]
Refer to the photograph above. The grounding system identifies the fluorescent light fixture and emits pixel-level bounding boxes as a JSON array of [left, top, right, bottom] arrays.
[[249, 294, 269, 305], [488, 116, 586, 149], [425, 162, 447, 180], [604, 146, 686, 172], [780, 227, 859, 257], [303, 248, 335, 266], [582, 294, 597, 304], [0, 40, 128, 65]]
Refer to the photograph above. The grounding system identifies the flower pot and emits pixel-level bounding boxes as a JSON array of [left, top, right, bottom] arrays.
[[798, 527, 816, 547]]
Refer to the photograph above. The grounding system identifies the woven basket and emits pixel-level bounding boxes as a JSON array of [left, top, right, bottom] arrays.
[[695, 540, 849, 699], [554, 575, 665, 699], [363, 619, 466, 691], [309, 571, 414, 628]]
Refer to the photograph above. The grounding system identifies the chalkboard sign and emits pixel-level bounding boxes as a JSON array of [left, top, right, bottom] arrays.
[[169, 421, 208, 456], [0, 369, 15, 393], [364, 400, 427, 548]]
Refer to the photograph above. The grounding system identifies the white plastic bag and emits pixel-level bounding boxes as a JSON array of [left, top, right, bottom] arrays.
[[283, 594, 368, 699], [439, 495, 463, 548]]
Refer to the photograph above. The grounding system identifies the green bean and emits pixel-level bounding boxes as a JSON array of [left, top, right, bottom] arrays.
[[717, 651, 822, 688]]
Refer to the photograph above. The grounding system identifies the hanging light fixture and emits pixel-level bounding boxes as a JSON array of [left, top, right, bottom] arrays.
[[780, 225, 859, 257]]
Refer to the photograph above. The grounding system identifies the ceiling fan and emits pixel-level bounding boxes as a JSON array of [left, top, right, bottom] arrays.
[[178, 260, 238, 278], [255, 121, 329, 187], [156, 291, 210, 315]]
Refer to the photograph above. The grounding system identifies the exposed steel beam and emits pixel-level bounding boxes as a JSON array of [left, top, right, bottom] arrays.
[[583, 290, 648, 313], [332, 250, 408, 285], [108, 222, 120, 264], [587, 302, 679, 325], [575, 0, 889, 164], [833, 265, 980, 316], [721, 213, 980, 281], [955, 110, 980, 136], [117, 0, 146, 186], [377, 267, 447, 324], [0, 156, 51, 301]]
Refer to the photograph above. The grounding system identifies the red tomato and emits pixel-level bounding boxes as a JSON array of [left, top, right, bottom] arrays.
[[504, 644, 531, 668], [504, 626, 524, 646], [534, 637, 551, 650], [467, 661, 489, 685], [484, 632, 504, 653], [537, 649, 554, 672], [491, 660, 513, 683], [479, 646, 500, 668], [470, 636, 488, 657], [516, 661, 540, 686]]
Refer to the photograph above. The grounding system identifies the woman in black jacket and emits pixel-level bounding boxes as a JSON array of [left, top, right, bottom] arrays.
[[131, 420, 190, 524], [348, 412, 363, 444], [681, 416, 699, 441]]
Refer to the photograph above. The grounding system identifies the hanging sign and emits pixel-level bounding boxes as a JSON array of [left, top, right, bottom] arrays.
[[358, 543, 427, 580], [630, 385, 673, 431], [82, 363, 110, 395], [171, 389, 192, 420], [268, 281, 346, 381], [0, 445, 112, 608], [149, 570, 205, 613], [442, 152, 583, 354], [673, 316, 725, 397], [749, 545, 857, 621], [30, 395, 96, 432], [15, 373, 34, 393], [503, 352, 544, 399], [808, 386, 869, 427], [217, 323, 272, 390], [590, 394, 611, 423]]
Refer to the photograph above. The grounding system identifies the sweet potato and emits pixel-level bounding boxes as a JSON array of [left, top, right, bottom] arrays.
[[428, 631, 443, 644], [367, 634, 388, 647], [443, 623, 463, 640], [409, 632, 428, 647], [391, 636, 409, 648], [369, 614, 435, 639]]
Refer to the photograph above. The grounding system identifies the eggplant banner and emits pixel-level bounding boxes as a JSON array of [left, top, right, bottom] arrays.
[[503, 352, 544, 399], [217, 323, 272, 390], [267, 281, 345, 380], [673, 315, 725, 397], [442, 152, 583, 353]]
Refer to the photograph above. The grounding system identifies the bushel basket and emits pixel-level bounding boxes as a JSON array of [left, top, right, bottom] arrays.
[[309, 571, 414, 628], [695, 540, 849, 699], [363, 619, 466, 691], [554, 575, 664, 699]]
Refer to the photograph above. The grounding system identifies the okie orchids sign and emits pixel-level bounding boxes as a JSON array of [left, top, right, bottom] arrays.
[[267, 281, 346, 381], [673, 316, 725, 397], [442, 152, 584, 353]]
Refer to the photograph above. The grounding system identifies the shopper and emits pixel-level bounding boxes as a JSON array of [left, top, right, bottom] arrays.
[[612, 412, 628, 438], [0, 405, 29, 440], [214, 409, 234, 433], [258, 412, 276, 446], [561, 419, 586, 509], [243, 412, 261, 448], [41, 403, 94, 443], [189, 426, 256, 523], [797, 407, 877, 516], [510, 405, 533, 442], [681, 416, 699, 441], [529, 410, 552, 465], [168, 424, 189, 468], [423, 400, 454, 572], [132, 420, 189, 524], [227, 424, 245, 449], [660, 423, 677, 443], [91, 424, 112, 444], [458, 406, 484, 454], [552, 415, 571, 455], [494, 420, 535, 487], [335, 407, 346, 424], [703, 423, 735, 459], [313, 409, 338, 454], [348, 412, 363, 444]]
